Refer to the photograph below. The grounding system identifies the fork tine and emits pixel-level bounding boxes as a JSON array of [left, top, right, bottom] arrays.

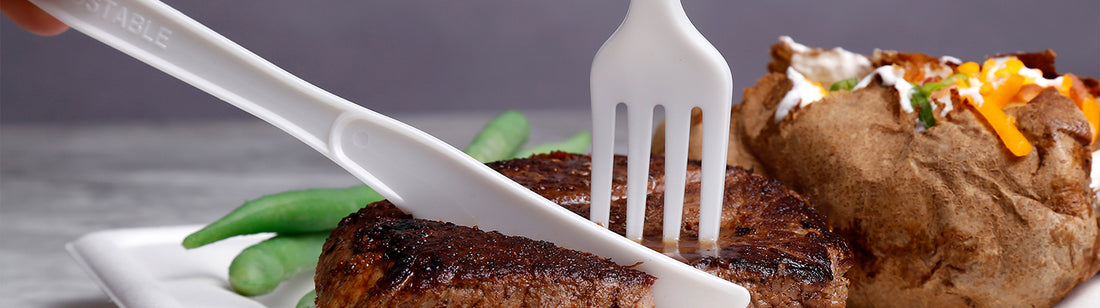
[[625, 104, 655, 242], [589, 101, 618, 228], [583, 0, 747, 304], [697, 104, 732, 250], [661, 106, 693, 252]]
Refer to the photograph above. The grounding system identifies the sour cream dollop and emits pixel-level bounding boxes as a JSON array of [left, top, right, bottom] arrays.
[[781, 36, 872, 87], [774, 67, 827, 123], [854, 65, 916, 113]]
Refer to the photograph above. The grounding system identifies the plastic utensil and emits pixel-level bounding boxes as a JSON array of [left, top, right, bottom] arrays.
[[29, 0, 750, 306], [590, 0, 734, 252]]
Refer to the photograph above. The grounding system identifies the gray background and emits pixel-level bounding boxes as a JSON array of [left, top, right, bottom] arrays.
[[2, 0, 1098, 124]]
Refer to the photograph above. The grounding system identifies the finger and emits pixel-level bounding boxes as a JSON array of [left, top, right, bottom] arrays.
[[1, 0, 69, 36]]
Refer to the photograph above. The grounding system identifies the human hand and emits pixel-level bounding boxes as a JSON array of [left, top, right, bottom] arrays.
[[2, 0, 68, 36]]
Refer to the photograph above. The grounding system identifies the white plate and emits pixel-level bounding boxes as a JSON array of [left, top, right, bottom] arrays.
[[67, 225, 1100, 308], [66, 225, 314, 308]]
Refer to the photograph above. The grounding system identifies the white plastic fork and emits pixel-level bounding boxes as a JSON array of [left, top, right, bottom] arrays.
[[30, 0, 748, 306], [590, 0, 734, 253]]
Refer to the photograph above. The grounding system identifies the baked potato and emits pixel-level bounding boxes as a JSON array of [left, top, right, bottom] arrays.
[[655, 37, 1100, 307]]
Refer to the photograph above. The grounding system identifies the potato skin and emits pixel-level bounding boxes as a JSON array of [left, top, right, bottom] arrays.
[[663, 73, 1100, 307]]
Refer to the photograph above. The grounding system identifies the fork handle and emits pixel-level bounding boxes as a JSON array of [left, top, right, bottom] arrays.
[[622, 0, 691, 30]]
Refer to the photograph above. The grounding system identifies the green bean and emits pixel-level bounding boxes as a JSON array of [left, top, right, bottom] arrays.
[[182, 186, 382, 249], [464, 110, 530, 163], [189, 110, 532, 296], [296, 289, 317, 308], [228, 232, 329, 296], [512, 131, 592, 158], [182, 110, 532, 249]]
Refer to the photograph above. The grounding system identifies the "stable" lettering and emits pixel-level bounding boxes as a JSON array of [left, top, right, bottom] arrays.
[[76, 0, 173, 49]]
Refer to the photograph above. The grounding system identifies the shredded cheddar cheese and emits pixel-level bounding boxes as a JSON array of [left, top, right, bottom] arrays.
[[957, 60, 1033, 156], [957, 62, 980, 75], [1082, 97, 1100, 143], [774, 37, 1100, 155], [969, 93, 1033, 156], [956, 57, 1100, 156]]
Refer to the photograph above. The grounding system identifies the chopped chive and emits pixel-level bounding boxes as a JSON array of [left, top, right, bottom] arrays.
[[909, 74, 968, 129], [829, 77, 860, 92], [910, 83, 937, 128], [920, 73, 968, 93]]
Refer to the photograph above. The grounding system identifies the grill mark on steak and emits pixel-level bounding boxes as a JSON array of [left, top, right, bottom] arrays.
[[361, 218, 654, 292], [317, 152, 852, 307], [317, 208, 655, 307], [490, 152, 853, 307]]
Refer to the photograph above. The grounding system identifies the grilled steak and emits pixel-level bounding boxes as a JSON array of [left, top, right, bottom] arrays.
[[315, 203, 655, 307], [316, 152, 852, 307], [492, 152, 853, 307]]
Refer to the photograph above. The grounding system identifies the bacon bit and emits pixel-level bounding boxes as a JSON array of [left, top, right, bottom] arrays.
[[1066, 74, 1094, 108], [1014, 84, 1044, 103], [1066, 74, 1100, 142]]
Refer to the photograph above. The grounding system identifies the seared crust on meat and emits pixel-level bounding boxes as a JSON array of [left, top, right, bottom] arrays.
[[317, 152, 853, 308], [490, 152, 853, 308], [316, 204, 655, 308]]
